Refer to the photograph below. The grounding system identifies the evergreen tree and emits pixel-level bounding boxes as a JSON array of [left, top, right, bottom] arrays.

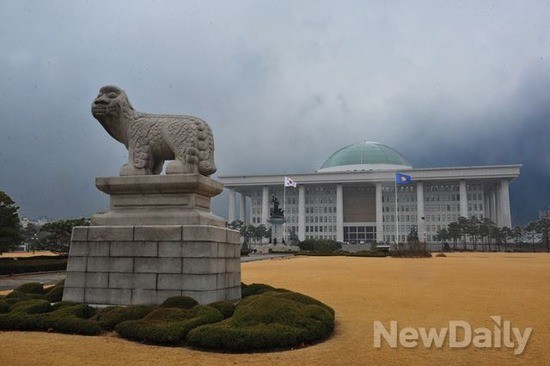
[[39, 218, 90, 253], [0, 191, 23, 254]]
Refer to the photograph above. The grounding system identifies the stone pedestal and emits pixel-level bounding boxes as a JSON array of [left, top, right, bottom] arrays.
[[63, 174, 241, 306], [267, 217, 287, 244]]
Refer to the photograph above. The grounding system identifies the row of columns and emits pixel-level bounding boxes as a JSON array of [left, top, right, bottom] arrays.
[[483, 180, 511, 228], [226, 178, 513, 242], [227, 189, 249, 224]]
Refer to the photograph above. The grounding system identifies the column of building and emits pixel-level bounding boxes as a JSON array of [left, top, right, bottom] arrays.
[[375, 183, 383, 242], [239, 193, 247, 224], [416, 181, 426, 242], [261, 186, 269, 226], [489, 188, 498, 224], [459, 180, 468, 218], [498, 179, 512, 228], [228, 189, 236, 223], [336, 184, 344, 242], [298, 185, 306, 241]]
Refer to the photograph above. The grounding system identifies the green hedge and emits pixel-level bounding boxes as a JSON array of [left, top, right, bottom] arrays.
[[160, 296, 199, 310], [6, 291, 47, 301], [297, 239, 342, 252], [9, 299, 52, 314], [207, 301, 236, 319], [116, 306, 224, 345], [14, 282, 45, 294], [0, 256, 68, 275], [0, 282, 335, 352], [0, 301, 9, 314], [93, 305, 156, 331], [45, 283, 65, 302], [0, 300, 101, 336], [186, 290, 335, 352]]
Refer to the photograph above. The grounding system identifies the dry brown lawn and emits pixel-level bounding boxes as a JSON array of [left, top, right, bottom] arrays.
[[1, 252, 549, 365], [0, 251, 58, 258]]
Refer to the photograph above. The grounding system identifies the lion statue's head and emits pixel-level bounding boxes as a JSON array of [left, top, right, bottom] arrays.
[[91, 85, 136, 144]]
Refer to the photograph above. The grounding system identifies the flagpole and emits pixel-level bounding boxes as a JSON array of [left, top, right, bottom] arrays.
[[283, 183, 286, 244], [395, 175, 399, 245]]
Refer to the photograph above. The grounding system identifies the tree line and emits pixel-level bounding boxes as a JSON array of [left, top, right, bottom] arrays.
[[0, 190, 89, 254], [433, 215, 550, 252]]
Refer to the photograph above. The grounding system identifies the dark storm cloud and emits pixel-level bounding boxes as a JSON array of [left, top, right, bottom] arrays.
[[0, 1, 549, 224]]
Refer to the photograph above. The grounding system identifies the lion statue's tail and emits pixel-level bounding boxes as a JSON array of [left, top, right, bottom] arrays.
[[198, 125, 217, 176]]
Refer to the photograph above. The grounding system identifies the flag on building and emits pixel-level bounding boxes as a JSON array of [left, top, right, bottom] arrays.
[[395, 172, 412, 185], [284, 176, 297, 187]]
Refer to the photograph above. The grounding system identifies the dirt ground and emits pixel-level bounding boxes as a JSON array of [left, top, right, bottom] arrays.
[[0, 251, 58, 258], [0, 252, 549, 366]]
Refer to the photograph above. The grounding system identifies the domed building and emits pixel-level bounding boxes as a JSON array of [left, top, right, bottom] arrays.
[[219, 141, 520, 245], [317, 141, 413, 173]]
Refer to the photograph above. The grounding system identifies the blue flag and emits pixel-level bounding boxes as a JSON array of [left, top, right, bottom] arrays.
[[396, 172, 412, 185]]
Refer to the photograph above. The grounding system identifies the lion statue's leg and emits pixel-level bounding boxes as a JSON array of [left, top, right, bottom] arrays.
[[165, 157, 198, 174], [120, 141, 152, 176]]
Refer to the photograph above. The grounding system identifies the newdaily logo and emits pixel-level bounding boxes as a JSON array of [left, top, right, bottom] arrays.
[[374, 316, 532, 355]]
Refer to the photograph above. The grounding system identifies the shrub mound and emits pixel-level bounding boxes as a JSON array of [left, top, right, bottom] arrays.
[[45, 280, 65, 302], [435, 253, 447, 257], [14, 282, 45, 294], [0, 256, 68, 275], [93, 305, 156, 331], [297, 239, 342, 253], [186, 290, 335, 352], [208, 301, 236, 319], [0, 300, 101, 335], [0, 281, 335, 352], [116, 306, 224, 345], [0, 300, 10, 314], [241, 283, 278, 298], [160, 296, 199, 309]]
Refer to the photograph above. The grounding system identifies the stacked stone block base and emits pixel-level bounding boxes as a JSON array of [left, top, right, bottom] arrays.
[[63, 225, 241, 305]]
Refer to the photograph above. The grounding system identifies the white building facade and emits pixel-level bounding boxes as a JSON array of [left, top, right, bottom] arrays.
[[219, 142, 520, 244]]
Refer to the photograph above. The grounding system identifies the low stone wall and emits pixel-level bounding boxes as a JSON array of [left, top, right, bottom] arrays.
[[63, 225, 241, 305]]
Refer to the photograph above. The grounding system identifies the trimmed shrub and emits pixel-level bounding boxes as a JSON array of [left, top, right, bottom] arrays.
[[9, 299, 52, 314], [346, 250, 388, 258], [0, 300, 10, 314], [208, 301, 236, 319], [45, 280, 65, 302], [435, 253, 447, 257], [49, 303, 97, 319], [0, 301, 101, 336], [45, 286, 64, 302], [51, 301, 81, 311], [160, 296, 199, 310], [116, 305, 224, 345], [14, 282, 45, 294], [93, 305, 155, 331], [6, 290, 47, 301], [186, 290, 335, 352], [0, 256, 68, 275], [297, 239, 342, 253], [35, 304, 102, 335], [38, 316, 103, 335], [241, 283, 277, 298]]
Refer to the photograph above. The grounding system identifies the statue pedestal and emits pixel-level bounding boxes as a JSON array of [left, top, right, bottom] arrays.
[[267, 217, 287, 244], [63, 174, 241, 306]]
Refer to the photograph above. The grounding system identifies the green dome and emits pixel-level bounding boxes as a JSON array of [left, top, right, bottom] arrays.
[[318, 142, 412, 172]]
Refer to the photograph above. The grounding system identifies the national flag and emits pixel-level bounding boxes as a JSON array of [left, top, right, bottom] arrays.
[[284, 176, 297, 187], [395, 172, 412, 185]]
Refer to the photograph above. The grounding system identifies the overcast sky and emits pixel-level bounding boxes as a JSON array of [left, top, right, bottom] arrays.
[[1, 1, 549, 225]]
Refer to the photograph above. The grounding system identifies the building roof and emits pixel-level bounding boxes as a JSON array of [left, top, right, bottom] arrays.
[[317, 141, 413, 172]]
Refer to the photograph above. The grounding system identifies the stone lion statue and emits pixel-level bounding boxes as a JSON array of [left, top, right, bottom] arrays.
[[91, 85, 216, 176]]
